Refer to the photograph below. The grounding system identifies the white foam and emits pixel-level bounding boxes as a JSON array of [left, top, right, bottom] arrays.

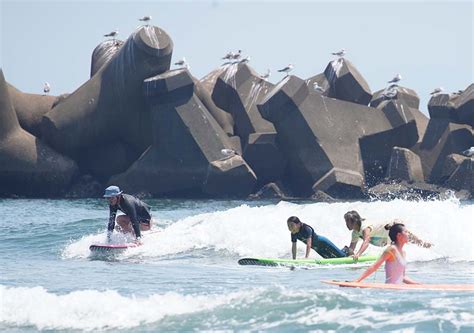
[[0, 285, 258, 331], [64, 198, 474, 262], [1, 284, 472, 331]]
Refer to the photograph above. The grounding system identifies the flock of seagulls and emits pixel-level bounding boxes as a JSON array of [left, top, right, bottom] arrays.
[[102, 24, 467, 104], [103, 16, 152, 42], [222, 50, 243, 62]]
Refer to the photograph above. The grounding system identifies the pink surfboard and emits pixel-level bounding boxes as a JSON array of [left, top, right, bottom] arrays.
[[321, 280, 474, 292]]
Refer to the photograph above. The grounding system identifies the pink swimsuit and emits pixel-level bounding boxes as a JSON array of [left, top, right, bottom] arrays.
[[385, 246, 406, 284]]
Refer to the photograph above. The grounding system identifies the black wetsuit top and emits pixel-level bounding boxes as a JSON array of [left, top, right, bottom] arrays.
[[291, 223, 318, 246], [291, 223, 346, 258], [108, 193, 151, 238]]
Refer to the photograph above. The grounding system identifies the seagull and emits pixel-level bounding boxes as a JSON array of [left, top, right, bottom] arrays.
[[382, 87, 398, 99], [221, 51, 234, 61], [278, 64, 293, 76], [43, 82, 50, 95], [139, 16, 152, 25], [331, 48, 346, 57], [259, 69, 271, 80], [221, 148, 237, 157], [174, 57, 189, 68], [387, 74, 402, 84], [231, 49, 242, 61], [462, 147, 474, 157], [430, 87, 444, 95], [104, 30, 118, 41], [313, 82, 324, 93]]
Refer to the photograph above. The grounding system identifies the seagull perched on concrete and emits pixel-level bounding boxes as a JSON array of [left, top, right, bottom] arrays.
[[174, 57, 189, 68], [387, 73, 402, 84], [430, 87, 444, 95], [139, 16, 152, 25], [43, 82, 50, 95], [221, 51, 234, 61], [331, 48, 346, 58], [231, 49, 242, 61], [104, 30, 118, 41], [382, 86, 398, 99], [259, 69, 271, 80], [221, 148, 237, 157], [462, 147, 474, 157], [278, 64, 293, 76], [313, 82, 324, 93]]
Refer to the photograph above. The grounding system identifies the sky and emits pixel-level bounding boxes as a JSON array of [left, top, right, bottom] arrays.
[[1, 0, 472, 115]]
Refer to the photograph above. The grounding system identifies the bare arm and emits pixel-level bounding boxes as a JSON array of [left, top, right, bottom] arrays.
[[305, 237, 312, 259], [355, 250, 390, 282], [407, 231, 432, 248], [292, 242, 297, 260], [354, 228, 372, 259], [349, 241, 357, 252]]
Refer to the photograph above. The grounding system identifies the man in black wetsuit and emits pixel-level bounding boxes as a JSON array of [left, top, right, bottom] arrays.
[[103, 185, 152, 243], [287, 216, 348, 259]]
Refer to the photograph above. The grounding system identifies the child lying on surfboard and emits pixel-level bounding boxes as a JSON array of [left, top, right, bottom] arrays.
[[354, 223, 418, 284]]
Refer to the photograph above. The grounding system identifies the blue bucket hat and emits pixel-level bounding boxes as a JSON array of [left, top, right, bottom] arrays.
[[103, 185, 123, 198]]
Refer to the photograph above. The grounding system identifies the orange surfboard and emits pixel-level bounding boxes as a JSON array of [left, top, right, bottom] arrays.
[[322, 280, 474, 291]]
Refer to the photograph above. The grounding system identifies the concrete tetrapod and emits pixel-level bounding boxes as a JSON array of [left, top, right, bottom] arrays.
[[0, 69, 78, 197], [7, 82, 56, 137], [110, 69, 256, 197], [259, 75, 419, 198], [41, 26, 173, 156]]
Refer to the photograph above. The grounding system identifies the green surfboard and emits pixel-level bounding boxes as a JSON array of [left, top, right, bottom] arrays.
[[238, 255, 378, 267]]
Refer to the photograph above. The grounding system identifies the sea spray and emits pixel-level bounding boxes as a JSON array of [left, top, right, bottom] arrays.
[[63, 198, 474, 262]]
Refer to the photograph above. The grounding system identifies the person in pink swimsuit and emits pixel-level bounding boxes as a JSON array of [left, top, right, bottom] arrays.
[[354, 223, 418, 284]]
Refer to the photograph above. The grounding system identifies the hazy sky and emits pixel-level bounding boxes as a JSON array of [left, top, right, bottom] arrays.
[[1, 0, 472, 115]]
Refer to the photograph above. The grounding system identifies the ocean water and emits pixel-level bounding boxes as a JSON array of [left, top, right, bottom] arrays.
[[0, 197, 473, 332]]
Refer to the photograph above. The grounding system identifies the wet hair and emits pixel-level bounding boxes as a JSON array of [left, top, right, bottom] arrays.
[[389, 223, 406, 243], [287, 216, 301, 224], [344, 210, 364, 227]]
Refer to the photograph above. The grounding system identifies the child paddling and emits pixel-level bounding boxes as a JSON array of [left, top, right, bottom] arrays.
[[355, 223, 418, 284]]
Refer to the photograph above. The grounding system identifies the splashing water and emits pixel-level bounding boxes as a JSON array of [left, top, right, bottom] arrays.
[[63, 198, 474, 262]]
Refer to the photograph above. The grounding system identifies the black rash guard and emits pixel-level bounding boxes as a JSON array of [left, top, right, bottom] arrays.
[[291, 223, 317, 244], [291, 223, 346, 258], [108, 193, 151, 238]]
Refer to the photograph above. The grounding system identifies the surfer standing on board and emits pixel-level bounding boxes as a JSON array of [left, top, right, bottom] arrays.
[[287, 216, 349, 259], [343, 210, 432, 260], [103, 185, 152, 244], [355, 223, 418, 284]]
